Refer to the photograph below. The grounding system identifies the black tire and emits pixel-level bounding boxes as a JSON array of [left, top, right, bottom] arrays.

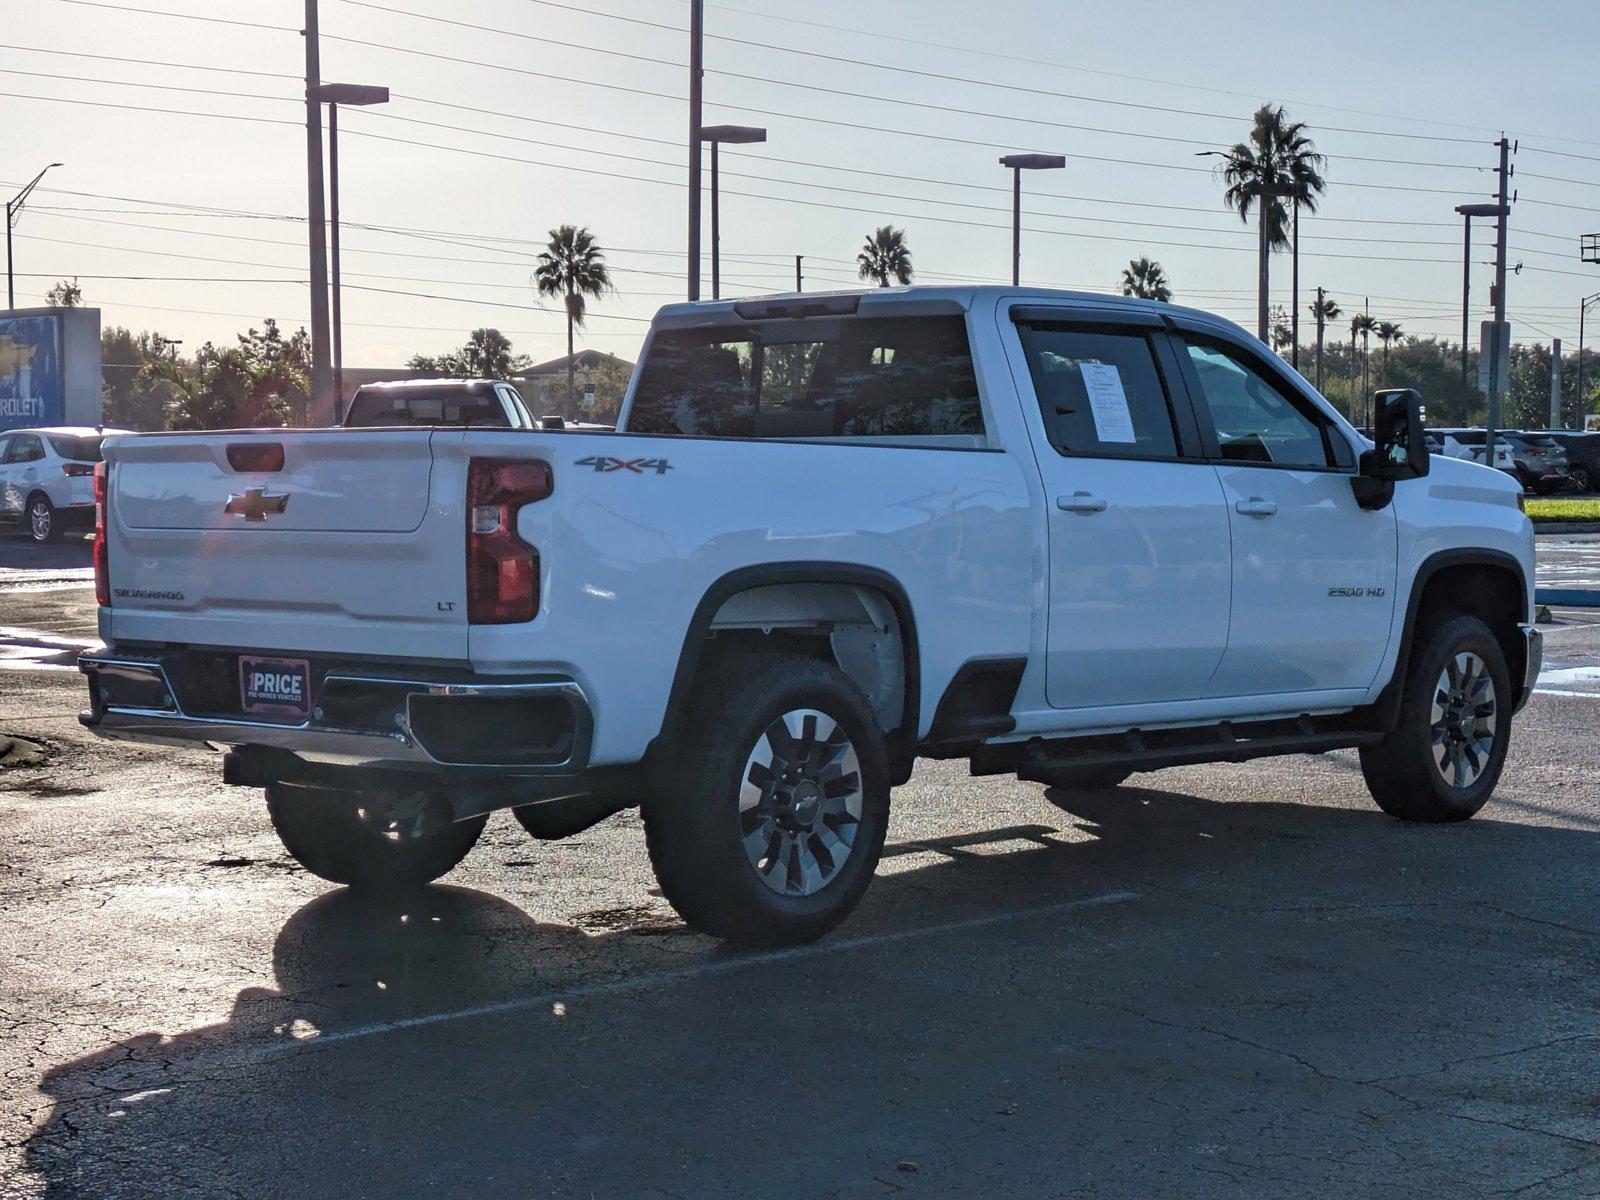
[[1360, 614, 1511, 823], [1571, 465, 1593, 494], [26, 494, 62, 544], [643, 653, 891, 947], [266, 784, 485, 890], [1045, 766, 1132, 792]]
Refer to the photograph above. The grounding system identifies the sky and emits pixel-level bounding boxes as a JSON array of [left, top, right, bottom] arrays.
[[6, 0, 1600, 370]]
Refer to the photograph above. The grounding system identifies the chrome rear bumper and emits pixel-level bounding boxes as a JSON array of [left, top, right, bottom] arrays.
[[78, 651, 591, 776]]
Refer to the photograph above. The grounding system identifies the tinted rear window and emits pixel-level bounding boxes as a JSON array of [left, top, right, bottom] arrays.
[[627, 315, 984, 441], [345, 387, 510, 428], [45, 434, 104, 461]]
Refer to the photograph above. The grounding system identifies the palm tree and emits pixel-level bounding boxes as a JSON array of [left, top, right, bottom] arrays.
[[1309, 293, 1341, 395], [1350, 312, 1377, 424], [533, 225, 611, 414], [1213, 104, 1326, 350], [1375, 321, 1404, 385], [1119, 257, 1172, 302], [857, 225, 913, 288]]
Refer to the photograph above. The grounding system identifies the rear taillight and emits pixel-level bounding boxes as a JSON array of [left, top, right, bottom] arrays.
[[62, 462, 94, 477], [466, 458, 552, 624], [93, 461, 110, 606]]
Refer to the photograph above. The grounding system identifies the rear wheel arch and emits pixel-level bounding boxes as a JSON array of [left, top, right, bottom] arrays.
[[651, 563, 921, 781]]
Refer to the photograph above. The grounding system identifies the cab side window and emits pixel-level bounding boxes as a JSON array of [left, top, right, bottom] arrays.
[[1017, 325, 1181, 459], [1180, 337, 1334, 469]]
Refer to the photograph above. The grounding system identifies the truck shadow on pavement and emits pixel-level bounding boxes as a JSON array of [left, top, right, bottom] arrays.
[[19, 778, 1600, 1199]]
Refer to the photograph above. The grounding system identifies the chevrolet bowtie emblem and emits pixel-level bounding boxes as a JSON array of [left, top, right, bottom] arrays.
[[224, 487, 290, 521]]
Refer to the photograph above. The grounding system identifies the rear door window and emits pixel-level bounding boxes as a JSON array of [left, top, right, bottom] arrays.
[[1015, 324, 1182, 459], [627, 315, 984, 442], [6, 434, 44, 463]]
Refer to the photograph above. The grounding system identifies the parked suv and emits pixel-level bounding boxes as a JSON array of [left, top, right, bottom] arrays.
[[0, 426, 128, 543], [1502, 432, 1572, 494], [1432, 428, 1517, 475], [1531, 430, 1600, 493]]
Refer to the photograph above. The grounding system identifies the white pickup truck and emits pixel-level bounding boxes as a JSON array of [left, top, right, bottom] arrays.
[[80, 287, 1540, 946]]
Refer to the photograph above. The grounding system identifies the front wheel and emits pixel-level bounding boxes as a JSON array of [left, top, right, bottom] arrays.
[[1360, 614, 1511, 823], [26, 495, 62, 544], [643, 654, 891, 947], [1570, 465, 1593, 494], [267, 784, 486, 890]]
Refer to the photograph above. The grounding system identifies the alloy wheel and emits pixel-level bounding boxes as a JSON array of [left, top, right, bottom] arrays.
[[738, 708, 864, 897], [28, 501, 51, 542], [1429, 651, 1498, 789]]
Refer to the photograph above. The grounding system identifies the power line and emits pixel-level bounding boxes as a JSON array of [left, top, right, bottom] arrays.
[[46, 0, 292, 33]]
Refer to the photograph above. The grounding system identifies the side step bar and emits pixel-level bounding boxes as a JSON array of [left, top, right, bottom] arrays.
[[969, 714, 1384, 784]]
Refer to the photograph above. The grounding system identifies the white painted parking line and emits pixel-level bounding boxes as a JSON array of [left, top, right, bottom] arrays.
[[252, 890, 1142, 1061]]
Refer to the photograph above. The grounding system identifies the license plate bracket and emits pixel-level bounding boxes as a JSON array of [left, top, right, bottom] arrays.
[[238, 655, 313, 718]]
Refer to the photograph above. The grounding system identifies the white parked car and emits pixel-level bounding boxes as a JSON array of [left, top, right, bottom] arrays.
[[80, 288, 1538, 946], [1427, 427, 1517, 474], [0, 426, 128, 543]]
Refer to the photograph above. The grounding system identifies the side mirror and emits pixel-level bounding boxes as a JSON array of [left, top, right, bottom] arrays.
[[1352, 388, 1428, 511]]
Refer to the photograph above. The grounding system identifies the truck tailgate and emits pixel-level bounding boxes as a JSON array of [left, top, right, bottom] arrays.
[[102, 429, 470, 661]]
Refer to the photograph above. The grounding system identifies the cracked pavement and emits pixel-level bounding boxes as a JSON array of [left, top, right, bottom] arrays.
[[1, 539, 1597, 1198]]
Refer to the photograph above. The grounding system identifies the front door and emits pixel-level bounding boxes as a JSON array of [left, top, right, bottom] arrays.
[[1174, 332, 1398, 697], [0, 436, 14, 516], [1013, 315, 1233, 709]]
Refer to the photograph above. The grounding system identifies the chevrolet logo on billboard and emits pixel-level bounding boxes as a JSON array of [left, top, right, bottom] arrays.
[[224, 487, 290, 522]]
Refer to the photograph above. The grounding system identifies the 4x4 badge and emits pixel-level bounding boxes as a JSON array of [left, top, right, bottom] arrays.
[[225, 487, 290, 521]]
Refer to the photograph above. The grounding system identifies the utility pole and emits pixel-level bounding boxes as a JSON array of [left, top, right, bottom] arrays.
[[302, 0, 333, 425], [1460, 211, 1472, 424], [1486, 136, 1513, 467], [686, 0, 703, 301], [1362, 297, 1371, 426], [1551, 338, 1562, 428], [795, 255, 803, 293], [1313, 286, 1327, 394], [1291, 203, 1301, 371]]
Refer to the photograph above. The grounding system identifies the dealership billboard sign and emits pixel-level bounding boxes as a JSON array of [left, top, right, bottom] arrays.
[[0, 313, 64, 429], [0, 307, 101, 433]]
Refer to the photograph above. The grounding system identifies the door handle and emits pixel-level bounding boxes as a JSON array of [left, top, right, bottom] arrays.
[[1235, 498, 1278, 517], [1057, 491, 1107, 514]]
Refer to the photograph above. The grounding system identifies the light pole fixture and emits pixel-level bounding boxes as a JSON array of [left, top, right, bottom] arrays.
[[700, 124, 767, 301], [6, 163, 63, 312], [999, 154, 1065, 287], [311, 82, 388, 414], [1456, 202, 1509, 426], [1579, 292, 1600, 425]]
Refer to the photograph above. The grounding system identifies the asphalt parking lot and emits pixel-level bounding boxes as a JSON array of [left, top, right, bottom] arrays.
[[2, 535, 1598, 1199]]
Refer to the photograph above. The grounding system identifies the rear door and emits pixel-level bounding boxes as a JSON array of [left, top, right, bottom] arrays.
[[5, 434, 44, 516], [1171, 327, 1397, 697], [1012, 309, 1233, 709]]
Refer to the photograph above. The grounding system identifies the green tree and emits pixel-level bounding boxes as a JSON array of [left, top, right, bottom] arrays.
[[1119, 256, 1171, 301], [163, 319, 308, 430], [408, 328, 530, 380], [101, 326, 181, 430], [533, 225, 612, 416], [1214, 104, 1326, 344], [857, 225, 913, 288], [44, 278, 82, 307], [1375, 321, 1404, 385], [1308, 293, 1341, 394]]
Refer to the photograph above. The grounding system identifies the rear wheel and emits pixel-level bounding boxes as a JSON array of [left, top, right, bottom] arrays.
[[266, 784, 485, 890], [26, 495, 61, 544], [643, 654, 891, 947], [1571, 464, 1593, 493], [1360, 614, 1511, 823]]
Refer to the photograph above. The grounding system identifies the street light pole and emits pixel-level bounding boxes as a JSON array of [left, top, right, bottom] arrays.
[[1456, 201, 1510, 428], [303, 0, 333, 425], [700, 124, 767, 301], [687, 0, 704, 301], [312, 82, 388, 419], [998, 153, 1065, 287], [1487, 136, 1513, 467], [1579, 293, 1600, 424], [5, 163, 63, 312]]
